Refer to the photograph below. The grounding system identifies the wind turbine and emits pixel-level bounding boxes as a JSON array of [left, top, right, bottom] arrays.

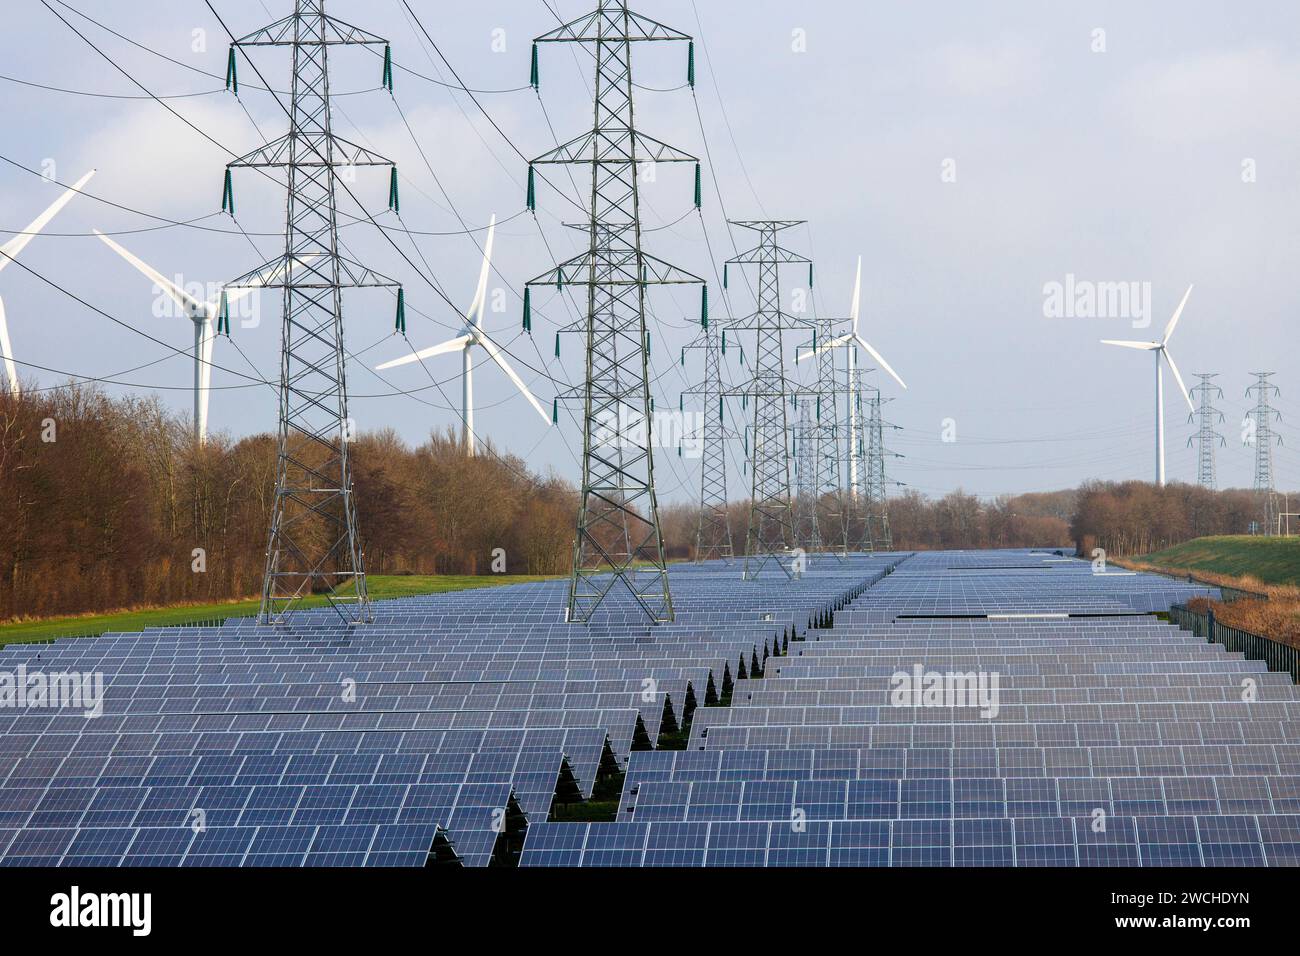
[[1101, 284, 1196, 487], [0, 169, 96, 397], [94, 229, 310, 445], [797, 256, 907, 496], [376, 215, 549, 454]]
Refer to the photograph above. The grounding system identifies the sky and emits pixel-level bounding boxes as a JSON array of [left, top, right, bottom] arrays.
[[2, 0, 1299, 504]]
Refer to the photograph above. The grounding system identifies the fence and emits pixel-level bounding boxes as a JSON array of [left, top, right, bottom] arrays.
[[1169, 603, 1300, 684]]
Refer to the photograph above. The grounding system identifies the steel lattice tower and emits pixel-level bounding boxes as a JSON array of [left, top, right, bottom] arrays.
[[862, 381, 899, 552], [793, 397, 821, 553], [224, 1, 400, 625], [1246, 372, 1283, 535], [810, 312, 847, 555], [525, 2, 703, 622], [1188, 373, 1226, 490], [844, 371, 871, 551], [723, 221, 810, 579], [683, 318, 734, 562]]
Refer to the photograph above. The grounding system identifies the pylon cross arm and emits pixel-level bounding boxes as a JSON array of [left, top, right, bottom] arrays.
[[228, 133, 394, 169], [223, 255, 397, 292], [726, 246, 813, 266], [531, 130, 697, 166], [526, 252, 704, 287], [535, 8, 690, 44], [235, 13, 388, 47]]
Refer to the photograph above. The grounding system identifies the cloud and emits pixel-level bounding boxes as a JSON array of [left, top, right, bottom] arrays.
[[68, 98, 255, 218]]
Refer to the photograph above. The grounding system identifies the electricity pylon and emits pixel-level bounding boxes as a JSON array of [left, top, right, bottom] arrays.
[[723, 221, 811, 579], [1246, 372, 1282, 535], [796, 310, 848, 555], [682, 316, 734, 562], [525, 1, 704, 623], [1188, 373, 1226, 490], [856, 380, 900, 551], [222, 1, 400, 625], [793, 397, 821, 553]]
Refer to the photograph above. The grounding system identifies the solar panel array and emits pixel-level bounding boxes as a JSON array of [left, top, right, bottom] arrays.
[[0, 556, 892, 866], [3, 548, 1293, 866], [518, 551, 1300, 866]]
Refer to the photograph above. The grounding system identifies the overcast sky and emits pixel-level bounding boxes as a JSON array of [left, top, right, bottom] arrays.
[[3, 0, 1299, 503]]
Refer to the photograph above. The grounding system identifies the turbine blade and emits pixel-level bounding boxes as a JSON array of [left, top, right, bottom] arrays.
[[467, 215, 496, 327], [0, 170, 95, 273], [375, 333, 472, 370], [1162, 349, 1195, 413], [1161, 284, 1194, 345], [94, 229, 205, 315], [0, 296, 19, 397], [850, 255, 862, 333], [855, 334, 907, 390], [476, 331, 551, 424], [1100, 339, 1159, 350]]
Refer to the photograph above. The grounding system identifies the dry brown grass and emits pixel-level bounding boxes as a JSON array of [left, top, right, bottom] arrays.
[[1116, 557, 1300, 650]]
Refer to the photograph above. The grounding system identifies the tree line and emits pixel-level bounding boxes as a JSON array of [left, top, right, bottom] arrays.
[[1069, 480, 1266, 557], [0, 387, 1282, 622], [0, 387, 574, 621]]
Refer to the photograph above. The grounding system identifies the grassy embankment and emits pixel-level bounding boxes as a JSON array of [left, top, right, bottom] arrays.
[[0, 573, 560, 647], [1119, 536, 1300, 648]]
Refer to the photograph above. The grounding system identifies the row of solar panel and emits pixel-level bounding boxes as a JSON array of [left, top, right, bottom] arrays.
[[623, 744, 1300, 785], [739, 687, 1297, 705], [620, 775, 1300, 820], [698, 720, 1300, 749], [0, 821, 460, 868], [518, 815, 1300, 867]]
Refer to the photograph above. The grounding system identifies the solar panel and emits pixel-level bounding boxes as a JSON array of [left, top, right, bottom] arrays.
[[3, 548, 1295, 867]]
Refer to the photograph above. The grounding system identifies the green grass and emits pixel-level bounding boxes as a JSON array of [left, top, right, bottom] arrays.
[[1140, 536, 1300, 587], [0, 573, 560, 647]]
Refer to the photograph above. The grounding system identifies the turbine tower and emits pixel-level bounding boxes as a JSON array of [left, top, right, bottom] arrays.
[[222, 0, 401, 625], [376, 216, 549, 453], [1101, 284, 1195, 486], [525, 1, 703, 624], [94, 231, 304, 445], [1188, 373, 1225, 490], [0, 170, 95, 397], [1246, 372, 1282, 535]]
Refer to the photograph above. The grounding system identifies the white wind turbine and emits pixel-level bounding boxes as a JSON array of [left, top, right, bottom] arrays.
[[94, 229, 311, 445], [1101, 284, 1196, 487], [0, 169, 96, 397], [376, 215, 549, 454], [797, 256, 907, 496]]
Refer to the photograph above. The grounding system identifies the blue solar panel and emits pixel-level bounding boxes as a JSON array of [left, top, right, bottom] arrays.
[[2, 549, 1295, 867]]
